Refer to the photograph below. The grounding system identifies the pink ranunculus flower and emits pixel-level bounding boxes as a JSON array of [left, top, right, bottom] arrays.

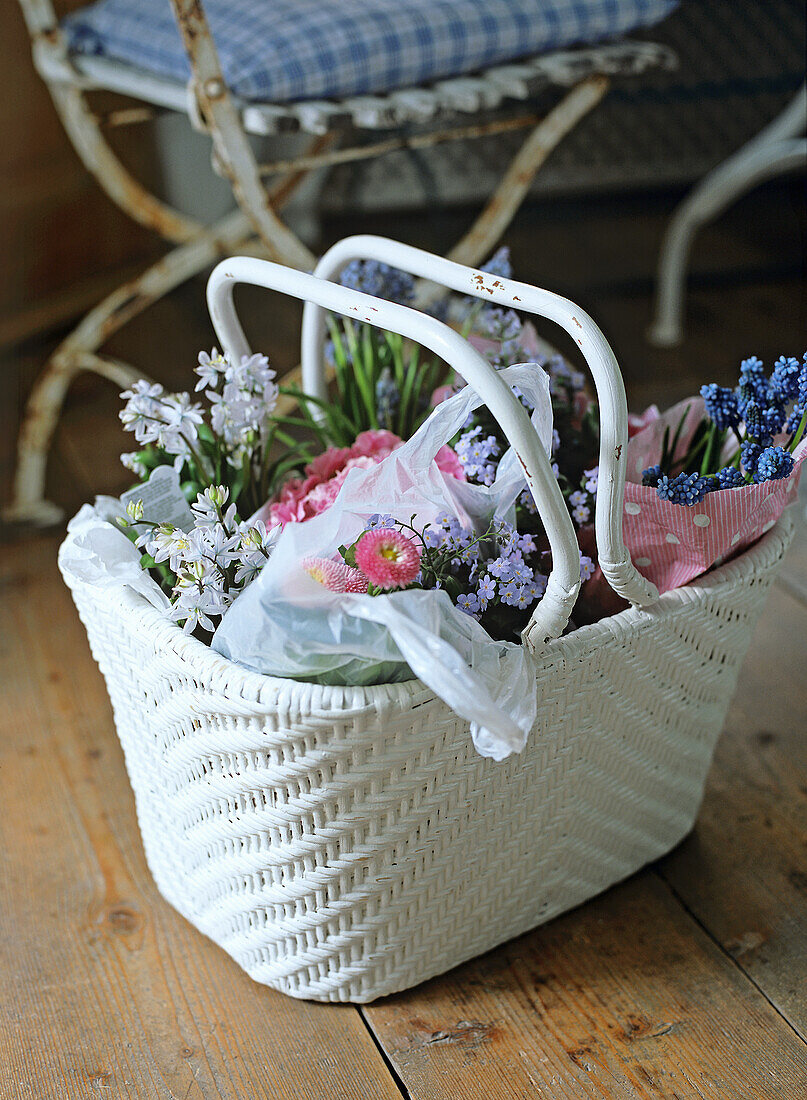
[[628, 404, 661, 438], [260, 428, 464, 529]]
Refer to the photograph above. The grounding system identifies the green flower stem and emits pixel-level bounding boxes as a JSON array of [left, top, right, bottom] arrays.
[[789, 406, 807, 452], [117, 518, 175, 589], [177, 431, 214, 485], [388, 331, 406, 391], [678, 429, 710, 473], [666, 404, 691, 472], [701, 423, 717, 476]]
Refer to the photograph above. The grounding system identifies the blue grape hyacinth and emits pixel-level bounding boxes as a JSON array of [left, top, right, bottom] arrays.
[[761, 401, 786, 436], [742, 400, 767, 440], [700, 384, 741, 430], [737, 356, 768, 405], [715, 466, 746, 489], [656, 471, 709, 506], [770, 355, 801, 402], [339, 260, 415, 305], [740, 440, 762, 476], [754, 446, 794, 483]]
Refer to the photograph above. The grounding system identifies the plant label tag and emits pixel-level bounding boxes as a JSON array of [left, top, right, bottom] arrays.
[[121, 466, 195, 530]]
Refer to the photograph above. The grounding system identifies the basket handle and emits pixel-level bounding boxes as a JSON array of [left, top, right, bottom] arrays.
[[301, 235, 659, 612], [207, 256, 588, 648]]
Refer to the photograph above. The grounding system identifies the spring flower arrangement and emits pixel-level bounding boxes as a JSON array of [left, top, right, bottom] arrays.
[[118, 393, 463, 634], [115, 248, 602, 638], [114, 243, 803, 644]]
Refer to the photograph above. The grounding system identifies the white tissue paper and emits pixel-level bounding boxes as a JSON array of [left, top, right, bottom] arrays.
[[213, 363, 554, 760], [59, 497, 170, 611]]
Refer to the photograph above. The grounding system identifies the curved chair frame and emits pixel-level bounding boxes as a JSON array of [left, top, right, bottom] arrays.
[[7, 0, 676, 524], [648, 83, 806, 347]]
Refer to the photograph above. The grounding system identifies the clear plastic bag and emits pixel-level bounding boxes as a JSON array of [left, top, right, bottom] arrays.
[[212, 363, 553, 760]]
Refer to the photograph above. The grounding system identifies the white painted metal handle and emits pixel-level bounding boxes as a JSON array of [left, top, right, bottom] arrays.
[[207, 256, 582, 647], [302, 235, 659, 610]]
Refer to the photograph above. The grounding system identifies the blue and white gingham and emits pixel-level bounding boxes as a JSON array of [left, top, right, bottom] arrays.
[[64, 0, 679, 104]]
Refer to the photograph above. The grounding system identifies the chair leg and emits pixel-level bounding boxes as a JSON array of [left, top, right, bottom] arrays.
[[3, 209, 255, 526], [447, 75, 610, 269], [4, 352, 149, 527], [172, 0, 317, 271], [648, 86, 807, 347]]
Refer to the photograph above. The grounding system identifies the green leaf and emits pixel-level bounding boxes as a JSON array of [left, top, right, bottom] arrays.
[[282, 385, 358, 447], [667, 404, 691, 468], [660, 424, 671, 470]]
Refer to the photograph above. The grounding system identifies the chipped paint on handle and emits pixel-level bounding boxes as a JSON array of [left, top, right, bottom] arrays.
[[207, 255, 582, 645]]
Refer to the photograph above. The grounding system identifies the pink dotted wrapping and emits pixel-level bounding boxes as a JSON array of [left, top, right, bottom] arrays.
[[622, 398, 806, 593]]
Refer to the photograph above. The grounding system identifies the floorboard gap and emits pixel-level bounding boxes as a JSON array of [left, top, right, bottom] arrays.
[[356, 1006, 412, 1100], [653, 869, 807, 1045]]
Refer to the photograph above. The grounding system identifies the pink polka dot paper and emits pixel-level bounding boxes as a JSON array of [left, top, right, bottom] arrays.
[[622, 397, 806, 593]]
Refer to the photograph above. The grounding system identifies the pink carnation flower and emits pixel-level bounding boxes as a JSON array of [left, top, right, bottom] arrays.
[[354, 528, 421, 590], [302, 557, 368, 593], [351, 428, 401, 460], [262, 428, 464, 528], [434, 444, 465, 481]]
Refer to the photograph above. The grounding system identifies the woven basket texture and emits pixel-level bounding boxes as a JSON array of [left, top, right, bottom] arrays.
[[63, 516, 793, 1002]]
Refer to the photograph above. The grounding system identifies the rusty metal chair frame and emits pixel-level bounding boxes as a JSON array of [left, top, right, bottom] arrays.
[[7, 0, 676, 525]]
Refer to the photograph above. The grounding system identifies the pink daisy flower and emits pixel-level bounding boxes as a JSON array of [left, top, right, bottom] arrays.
[[354, 528, 421, 590], [302, 557, 368, 593]]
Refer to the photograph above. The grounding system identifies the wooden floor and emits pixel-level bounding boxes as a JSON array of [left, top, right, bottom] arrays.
[[1, 186, 806, 1097]]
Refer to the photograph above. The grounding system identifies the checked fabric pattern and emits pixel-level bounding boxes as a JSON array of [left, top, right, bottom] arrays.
[[64, 0, 679, 104]]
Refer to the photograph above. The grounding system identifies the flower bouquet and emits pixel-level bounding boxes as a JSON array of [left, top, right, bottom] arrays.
[[621, 354, 807, 592], [86, 248, 805, 722]]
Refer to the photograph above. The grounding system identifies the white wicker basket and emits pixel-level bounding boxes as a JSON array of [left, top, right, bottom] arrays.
[[61, 240, 795, 1001]]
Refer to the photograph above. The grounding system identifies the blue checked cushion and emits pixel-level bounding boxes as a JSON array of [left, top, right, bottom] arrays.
[[64, 0, 679, 104]]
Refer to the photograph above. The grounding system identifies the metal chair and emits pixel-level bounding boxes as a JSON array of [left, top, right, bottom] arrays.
[[8, 0, 676, 524], [648, 83, 806, 347]]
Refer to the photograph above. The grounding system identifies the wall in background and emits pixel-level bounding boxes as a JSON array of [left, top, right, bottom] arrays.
[[0, 2, 157, 348]]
